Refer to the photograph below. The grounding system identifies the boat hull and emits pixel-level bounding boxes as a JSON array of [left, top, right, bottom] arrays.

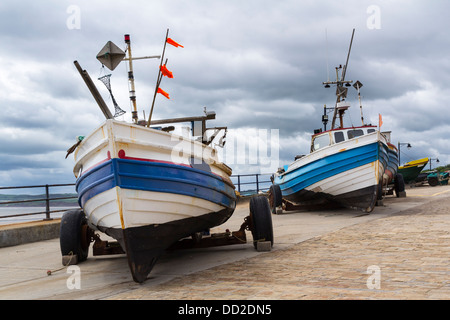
[[73, 120, 236, 282], [383, 143, 398, 186], [274, 131, 388, 212], [398, 158, 429, 183], [103, 206, 234, 283]]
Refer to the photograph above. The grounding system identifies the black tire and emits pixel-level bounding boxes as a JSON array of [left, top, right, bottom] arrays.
[[268, 184, 282, 214], [249, 196, 274, 249], [394, 173, 405, 197], [377, 183, 383, 200], [60, 209, 89, 263], [428, 176, 439, 187]]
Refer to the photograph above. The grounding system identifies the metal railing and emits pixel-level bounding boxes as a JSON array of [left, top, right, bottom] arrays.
[[0, 183, 78, 222], [231, 173, 273, 196], [0, 174, 273, 223]]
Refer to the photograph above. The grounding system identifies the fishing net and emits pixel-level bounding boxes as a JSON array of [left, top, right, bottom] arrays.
[[98, 74, 126, 117]]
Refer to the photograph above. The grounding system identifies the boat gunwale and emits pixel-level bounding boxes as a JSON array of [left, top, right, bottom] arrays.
[[280, 130, 384, 177], [76, 157, 236, 209], [276, 142, 383, 195], [73, 119, 233, 177]]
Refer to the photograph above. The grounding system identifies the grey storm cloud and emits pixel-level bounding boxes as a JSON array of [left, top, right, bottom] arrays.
[[0, 0, 449, 188]]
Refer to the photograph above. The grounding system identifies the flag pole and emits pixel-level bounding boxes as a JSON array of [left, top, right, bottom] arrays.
[[147, 28, 170, 127]]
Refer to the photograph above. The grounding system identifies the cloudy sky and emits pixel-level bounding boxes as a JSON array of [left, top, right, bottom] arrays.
[[0, 0, 449, 191]]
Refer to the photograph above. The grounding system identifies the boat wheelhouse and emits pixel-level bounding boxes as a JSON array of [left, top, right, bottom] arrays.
[[311, 125, 378, 152]]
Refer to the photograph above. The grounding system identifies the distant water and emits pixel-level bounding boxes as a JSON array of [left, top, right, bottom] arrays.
[[0, 207, 79, 225]]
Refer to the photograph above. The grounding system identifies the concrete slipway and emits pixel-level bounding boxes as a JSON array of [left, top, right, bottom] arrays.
[[0, 184, 449, 300]]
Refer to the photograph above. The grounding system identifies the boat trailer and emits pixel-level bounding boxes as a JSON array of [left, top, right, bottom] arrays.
[[90, 218, 250, 257], [61, 195, 274, 266], [267, 183, 344, 215]]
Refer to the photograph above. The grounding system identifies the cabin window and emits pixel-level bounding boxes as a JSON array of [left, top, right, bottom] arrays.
[[334, 131, 345, 143], [367, 129, 376, 134], [313, 134, 330, 151], [347, 129, 364, 139]]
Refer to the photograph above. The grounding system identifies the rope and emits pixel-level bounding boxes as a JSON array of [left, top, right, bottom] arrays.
[[46, 251, 74, 276]]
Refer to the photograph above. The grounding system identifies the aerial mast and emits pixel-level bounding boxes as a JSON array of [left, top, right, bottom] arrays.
[[124, 34, 139, 123], [353, 80, 364, 126], [322, 28, 355, 129]]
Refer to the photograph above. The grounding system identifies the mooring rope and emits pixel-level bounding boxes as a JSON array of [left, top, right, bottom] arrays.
[[46, 251, 74, 276]]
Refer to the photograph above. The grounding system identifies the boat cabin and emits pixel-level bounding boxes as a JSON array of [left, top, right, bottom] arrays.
[[310, 126, 378, 152]]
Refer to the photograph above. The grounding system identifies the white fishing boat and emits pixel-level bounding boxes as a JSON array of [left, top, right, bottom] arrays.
[[60, 32, 273, 283], [270, 29, 398, 213], [74, 118, 236, 282]]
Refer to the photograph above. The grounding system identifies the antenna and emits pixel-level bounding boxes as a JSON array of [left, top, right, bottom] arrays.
[[341, 28, 355, 82], [353, 80, 364, 126], [325, 28, 330, 82], [323, 29, 356, 129], [124, 34, 139, 123]]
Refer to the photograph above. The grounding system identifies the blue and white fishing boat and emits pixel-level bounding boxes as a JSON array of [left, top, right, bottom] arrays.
[[270, 30, 397, 213], [272, 121, 390, 212], [60, 32, 240, 283], [73, 118, 236, 282], [383, 135, 399, 189]]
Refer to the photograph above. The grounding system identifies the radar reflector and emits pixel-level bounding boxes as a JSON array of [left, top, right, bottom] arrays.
[[96, 41, 126, 71], [353, 80, 363, 90]]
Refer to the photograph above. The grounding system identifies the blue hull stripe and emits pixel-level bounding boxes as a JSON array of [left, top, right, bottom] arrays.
[[275, 142, 386, 197], [76, 159, 236, 209], [386, 148, 398, 173]]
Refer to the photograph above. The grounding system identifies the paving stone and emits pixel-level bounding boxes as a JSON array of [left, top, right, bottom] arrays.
[[109, 195, 450, 300]]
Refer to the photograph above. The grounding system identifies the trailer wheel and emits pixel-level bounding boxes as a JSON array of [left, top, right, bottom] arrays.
[[377, 183, 383, 200], [394, 173, 405, 196], [268, 184, 282, 214], [60, 209, 90, 263], [249, 196, 274, 249], [428, 176, 439, 187]]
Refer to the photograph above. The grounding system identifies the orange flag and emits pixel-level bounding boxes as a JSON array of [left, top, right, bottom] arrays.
[[379, 114, 383, 128], [157, 87, 170, 99], [166, 37, 184, 48], [160, 64, 173, 78]]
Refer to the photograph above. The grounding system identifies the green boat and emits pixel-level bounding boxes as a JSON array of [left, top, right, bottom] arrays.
[[427, 171, 449, 186], [397, 158, 429, 183]]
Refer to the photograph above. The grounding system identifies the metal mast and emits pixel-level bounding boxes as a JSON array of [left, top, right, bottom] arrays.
[[125, 34, 138, 123], [322, 28, 355, 129]]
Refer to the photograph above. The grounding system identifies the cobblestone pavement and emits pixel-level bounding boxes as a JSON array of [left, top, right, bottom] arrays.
[[111, 192, 450, 300]]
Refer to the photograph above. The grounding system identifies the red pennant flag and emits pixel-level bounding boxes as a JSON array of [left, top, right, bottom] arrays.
[[157, 87, 170, 99], [379, 113, 383, 128], [160, 64, 173, 78], [166, 37, 184, 48]]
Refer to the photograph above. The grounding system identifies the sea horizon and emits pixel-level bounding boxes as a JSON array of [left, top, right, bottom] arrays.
[[0, 206, 79, 226]]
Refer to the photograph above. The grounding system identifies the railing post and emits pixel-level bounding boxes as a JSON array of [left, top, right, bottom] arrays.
[[44, 184, 52, 221], [256, 174, 259, 194]]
